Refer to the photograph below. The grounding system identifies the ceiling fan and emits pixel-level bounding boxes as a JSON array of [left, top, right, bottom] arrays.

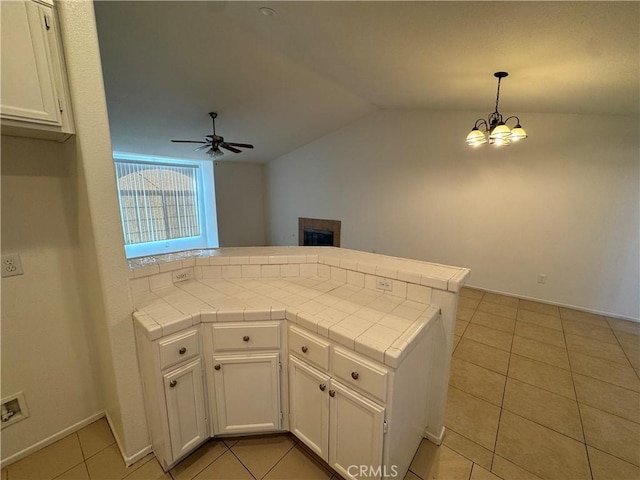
[[171, 112, 254, 158]]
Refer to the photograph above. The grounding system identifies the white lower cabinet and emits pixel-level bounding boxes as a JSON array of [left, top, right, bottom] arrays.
[[289, 355, 330, 459], [137, 318, 434, 477], [212, 353, 281, 435], [329, 381, 385, 479], [289, 355, 385, 480], [207, 322, 284, 436], [134, 326, 209, 470], [163, 359, 207, 461]]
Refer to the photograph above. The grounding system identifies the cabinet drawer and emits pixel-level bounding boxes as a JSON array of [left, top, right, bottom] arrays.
[[289, 326, 330, 371], [159, 328, 200, 370], [212, 322, 280, 352], [332, 347, 388, 402]]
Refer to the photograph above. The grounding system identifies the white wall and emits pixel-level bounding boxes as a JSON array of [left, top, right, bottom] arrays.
[[265, 109, 640, 320], [215, 161, 266, 247], [57, 1, 149, 460], [1, 136, 104, 460]]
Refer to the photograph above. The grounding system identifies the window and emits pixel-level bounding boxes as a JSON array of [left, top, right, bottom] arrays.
[[114, 153, 218, 258]]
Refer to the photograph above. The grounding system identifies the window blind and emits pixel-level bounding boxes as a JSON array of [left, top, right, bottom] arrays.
[[115, 161, 201, 245]]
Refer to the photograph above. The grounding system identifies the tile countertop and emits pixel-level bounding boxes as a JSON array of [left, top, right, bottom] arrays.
[[129, 246, 469, 291], [131, 247, 470, 368]]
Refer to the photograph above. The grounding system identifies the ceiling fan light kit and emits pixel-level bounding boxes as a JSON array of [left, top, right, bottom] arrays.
[[466, 71, 528, 147], [171, 112, 254, 158], [208, 147, 225, 158]]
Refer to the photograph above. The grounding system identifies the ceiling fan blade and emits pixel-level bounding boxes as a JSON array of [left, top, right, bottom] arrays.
[[224, 142, 254, 149], [172, 140, 207, 143], [220, 143, 242, 154]]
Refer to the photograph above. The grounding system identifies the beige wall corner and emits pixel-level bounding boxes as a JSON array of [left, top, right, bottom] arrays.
[[215, 161, 266, 247]]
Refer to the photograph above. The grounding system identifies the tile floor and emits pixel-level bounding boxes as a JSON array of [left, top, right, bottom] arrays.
[[0, 423, 335, 480], [435, 288, 640, 480], [2, 288, 639, 479]]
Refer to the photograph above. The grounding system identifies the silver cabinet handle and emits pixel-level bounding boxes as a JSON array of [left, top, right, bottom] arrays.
[[179, 347, 187, 355], [319, 383, 326, 391], [351, 371, 359, 380], [329, 390, 336, 397], [169, 380, 177, 388], [301, 346, 308, 353], [243, 335, 250, 342], [214, 364, 221, 370]]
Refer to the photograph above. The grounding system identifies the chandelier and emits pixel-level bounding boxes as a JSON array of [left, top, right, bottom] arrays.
[[466, 72, 527, 147]]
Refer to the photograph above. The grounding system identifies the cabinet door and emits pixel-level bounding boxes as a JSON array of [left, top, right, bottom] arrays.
[[163, 358, 207, 462], [288, 355, 330, 461], [0, 1, 61, 125], [212, 353, 281, 435], [329, 380, 385, 480]]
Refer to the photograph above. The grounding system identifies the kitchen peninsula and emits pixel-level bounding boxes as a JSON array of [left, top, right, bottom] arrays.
[[130, 247, 469, 479]]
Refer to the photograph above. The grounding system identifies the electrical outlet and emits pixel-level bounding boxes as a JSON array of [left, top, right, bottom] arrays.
[[376, 278, 393, 291], [172, 268, 192, 283], [2, 254, 24, 278], [537, 274, 547, 284]]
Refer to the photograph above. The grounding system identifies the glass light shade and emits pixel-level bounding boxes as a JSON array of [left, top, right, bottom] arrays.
[[510, 126, 528, 141], [465, 129, 487, 146], [489, 123, 511, 140], [207, 148, 225, 158], [490, 137, 510, 146]]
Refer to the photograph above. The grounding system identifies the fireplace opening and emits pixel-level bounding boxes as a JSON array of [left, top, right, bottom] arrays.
[[299, 217, 341, 247], [303, 228, 334, 246]]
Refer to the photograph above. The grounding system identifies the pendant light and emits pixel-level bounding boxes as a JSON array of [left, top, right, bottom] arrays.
[[466, 72, 528, 147]]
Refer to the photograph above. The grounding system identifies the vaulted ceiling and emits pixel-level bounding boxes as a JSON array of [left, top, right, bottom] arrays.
[[94, 1, 639, 163]]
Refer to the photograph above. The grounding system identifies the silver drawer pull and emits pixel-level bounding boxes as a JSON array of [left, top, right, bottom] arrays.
[[319, 383, 326, 391], [243, 335, 250, 342], [301, 346, 308, 353], [351, 371, 359, 380], [329, 390, 336, 397], [179, 347, 187, 355], [169, 380, 177, 388], [214, 364, 221, 370]]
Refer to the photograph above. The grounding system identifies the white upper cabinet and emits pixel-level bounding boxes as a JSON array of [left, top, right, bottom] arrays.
[[1, 0, 74, 141]]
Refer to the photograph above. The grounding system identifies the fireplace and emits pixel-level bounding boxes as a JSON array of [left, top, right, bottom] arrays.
[[299, 217, 341, 247]]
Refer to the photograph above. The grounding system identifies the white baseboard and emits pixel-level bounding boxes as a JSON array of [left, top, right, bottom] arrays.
[[104, 413, 152, 466], [0, 411, 105, 469], [424, 426, 445, 446], [465, 284, 640, 323]]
